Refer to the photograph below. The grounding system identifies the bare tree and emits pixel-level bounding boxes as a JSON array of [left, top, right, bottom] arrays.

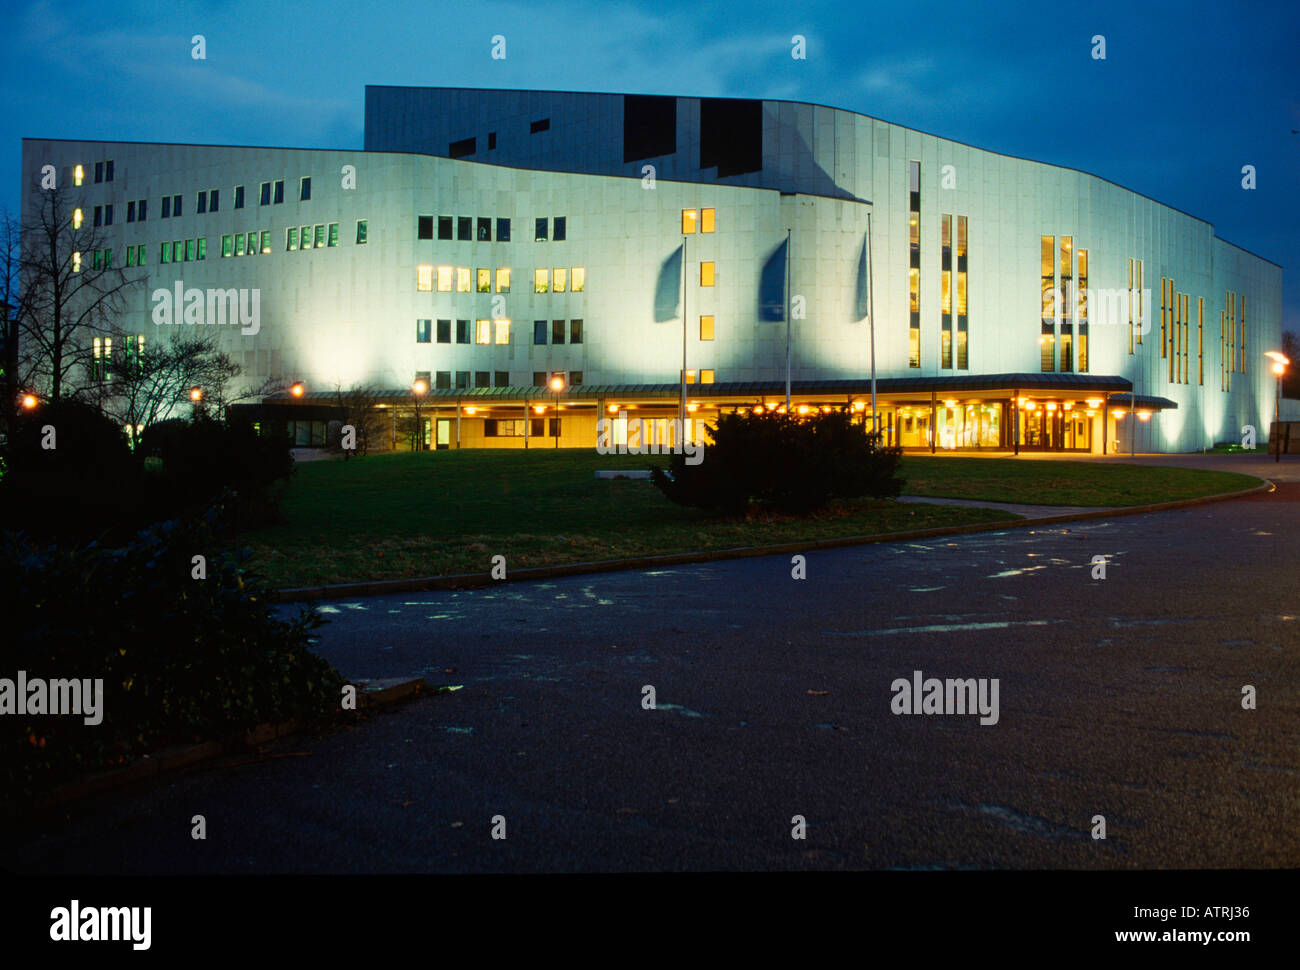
[[331, 382, 388, 457], [19, 180, 141, 403]]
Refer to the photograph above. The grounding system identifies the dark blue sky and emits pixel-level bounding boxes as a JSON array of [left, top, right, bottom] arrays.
[[4, 0, 1296, 335]]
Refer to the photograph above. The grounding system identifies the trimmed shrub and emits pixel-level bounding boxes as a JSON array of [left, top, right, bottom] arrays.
[[652, 409, 903, 515]]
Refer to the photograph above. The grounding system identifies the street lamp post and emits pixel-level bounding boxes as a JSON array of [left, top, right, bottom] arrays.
[[412, 378, 428, 451], [549, 374, 566, 449], [1265, 351, 1290, 462]]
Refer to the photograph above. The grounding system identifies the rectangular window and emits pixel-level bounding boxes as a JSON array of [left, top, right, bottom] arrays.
[[448, 137, 476, 158], [530, 118, 550, 134], [1040, 235, 1055, 372], [197, 190, 207, 214], [234, 185, 245, 209], [74, 165, 83, 186], [1077, 248, 1087, 372], [458, 216, 472, 241], [1240, 295, 1246, 374], [234, 234, 245, 257], [104, 249, 112, 268], [222, 235, 232, 258], [701, 208, 715, 233], [173, 195, 182, 216], [300, 225, 311, 249], [417, 265, 433, 291], [533, 372, 546, 387], [682, 209, 698, 234], [535, 217, 548, 242], [570, 371, 582, 386], [105, 161, 113, 182], [313, 225, 324, 249], [127, 246, 136, 268], [356, 220, 367, 244], [92, 249, 101, 270], [437, 319, 451, 343], [138, 199, 147, 221], [477, 268, 491, 292], [477, 217, 492, 241], [496, 267, 511, 292], [418, 216, 434, 239], [700, 262, 715, 286], [456, 371, 470, 389], [534, 268, 549, 293], [494, 371, 509, 387], [475, 371, 490, 388], [940, 214, 952, 370], [571, 266, 585, 292], [161, 241, 172, 264], [94, 161, 103, 183], [700, 314, 714, 340], [438, 216, 453, 240], [94, 205, 102, 227], [456, 267, 471, 293], [287, 227, 298, 250], [104, 204, 113, 226], [908, 161, 921, 368], [261, 230, 271, 254], [437, 266, 453, 292], [185, 239, 195, 261], [273, 180, 284, 204], [74, 207, 83, 229], [300, 177, 311, 201], [327, 223, 338, 247], [553, 216, 566, 241], [209, 189, 219, 212], [570, 319, 583, 344], [548, 418, 561, 438], [531, 417, 546, 437], [161, 196, 170, 219], [553, 267, 566, 292], [1161, 278, 1169, 361], [701, 369, 715, 384], [197, 237, 207, 260], [127, 201, 135, 223], [534, 320, 547, 344], [136, 244, 145, 266], [436, 371, 451, 390], [1197, 297, 1204, 385], [497, 217, 511, 242], [1059, 236, 1073, 373], [552, 320, 566, 345], [495, 319, 510, 344], [72, 251, 81, 272], [260, 182, 271, 206], [456, 320, 470, 344], [416, 319, 431, 343]]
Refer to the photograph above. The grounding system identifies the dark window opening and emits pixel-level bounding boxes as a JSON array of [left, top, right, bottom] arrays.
[[488, 132, 497, 150], [552, 320, 566, 345], [475, 371, 490, 388], [533, 320, 547, 345], [623, 94, 677, 163], [530, 118, 550, 134], [495, 370, 509, 387], [535, 218, 548, 242], [449, 136, 476, 158], [438, 216, 453, 240], [418, 216, 433, 239], [477, 217, 491, 241], [457, 216, 472, 241], [496, 218, 511, 241], [436, 319, 451, 343], [553, 216, 566, 241], [456, 320, 470, 344], [700, 97, 763, 177]]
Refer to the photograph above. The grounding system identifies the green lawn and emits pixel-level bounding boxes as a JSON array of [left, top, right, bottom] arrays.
[[900, 456, 1260, 507], [235, 450, 1259, 589]]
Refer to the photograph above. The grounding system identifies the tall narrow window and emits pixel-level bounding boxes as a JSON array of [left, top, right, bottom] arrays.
[[356, 220, 368, 244], [437, 266, 452, 292], [416, 266, 433, 292], [209, 189, 219, 212], [1161, 278, 1168, 362], [477, 268, 491, 293], [553, 267, 567, 292], [457, 217, 471, 241], [234, 185, 245, 209], [73, 208, 83, 229], [956, 216, 968, 370], [1182, 293, 1190, 383], [908, 161, 920, 368], [940, 215, 952, 369], [456, 267, 471, 293], [700, 315, 714, 340], [273, 180, 284, 204], [1135, 261, 1143, 344], [300, 177, 311, 201], [1197, 297, 1203, 385], [699, 262, 714, 287], [1077, 249, 1088, 372], [682, 209, 698, 234], [1240, 295, 1246, 374], [534, 268, 549, 293], [572, 266, 585, 292], [495, 319, 510, 345], [701, 208, 715, 233], [1059, 237, 1073, 372], [1040, 235, 1055, 372], [496, 267, 511, 292], [1127, 259, 1135, 355], [476, 320, 491, 345]]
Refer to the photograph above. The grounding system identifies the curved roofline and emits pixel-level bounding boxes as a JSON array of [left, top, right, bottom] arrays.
[[365, 84, 1282, 267], [19, 136, 868, 207]]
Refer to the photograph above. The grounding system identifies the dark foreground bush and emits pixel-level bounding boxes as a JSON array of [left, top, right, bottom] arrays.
[[0, 399, 139, 542], [0, 500, 344, 800], [652, 409, 904, 515]]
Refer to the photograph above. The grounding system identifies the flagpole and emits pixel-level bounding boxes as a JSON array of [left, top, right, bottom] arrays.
[[867, 211, 878, 436]]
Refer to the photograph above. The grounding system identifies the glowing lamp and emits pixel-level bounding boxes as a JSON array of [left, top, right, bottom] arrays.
[[21, 394, 38, 410], [290, 382, 305, 398], [412, 379, 428, 396]]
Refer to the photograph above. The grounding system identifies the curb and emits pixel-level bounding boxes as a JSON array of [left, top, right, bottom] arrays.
[[270, 478, 1274, 602], [5, 677, 427, 818]]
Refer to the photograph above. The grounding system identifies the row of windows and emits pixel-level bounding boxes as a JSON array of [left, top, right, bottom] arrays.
[[532, 319, 585, 345], [908, 162, 921, 368], [415, 318, 514, 345], [485, 418, 561, 438], [1040, 235, 1089, 373], [414, 215, 571, 243], [161, 238, 208, 263], [218, 221, 367, 257], [681, 208, 717, 234], [88, 334, 146, 382], [415, 266, 587, 293], [1161, 278, 1198, 386]]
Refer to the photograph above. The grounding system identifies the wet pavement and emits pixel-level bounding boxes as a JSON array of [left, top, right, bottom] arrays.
[[4, 479, 1297, 872]]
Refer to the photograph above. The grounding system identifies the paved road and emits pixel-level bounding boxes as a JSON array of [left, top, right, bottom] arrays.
[[5, 480, 1297, 873]]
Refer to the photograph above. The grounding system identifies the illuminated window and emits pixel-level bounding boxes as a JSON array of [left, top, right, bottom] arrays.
[[1040, 235, 1055, 372], [700, 315, 714, 340], [1077, 249, 1087, 372], [221, 235, 232, 258], [1059, 236, 1073, 373], [700, 262, 715, 286], [494, 319, 510, 344], [701, 208, 715, 233], [437, 266, 452, 292], [197, 237, 206, 260], [682, 209, 698, 234], [496, 267, 511, 292], [186, 239, 195, 262], [417, 265, 434, 291], [162, 241, 174, 263], [261, 231, 271, 254], [477, 268, 491, 293], [127, 247, 136, 268], [553, 267, 566, 292], [136, 244, 146, 266], [908, 161, 921, 368], [416, 319, 431, 343], [314, 225, 325, 248], [287, 227, 298, 250], [534, 268, 549, 293], [72, 251, 81, 272], [684, 370, 696, 384], [73, 165, 84, 186], [940, 213, 952, 370], [571, 266, 585, 292], [327, 224, 338, 248], [300, 226, 311, 249], [476, 319, 491, 344], [701, 369, 715, 384], [1197, 296, 1203, 385], [908, 268, 919, 313], [456, 267, 470, 292], [356, 220, 367, 244], [73, 208, 83, 229]]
